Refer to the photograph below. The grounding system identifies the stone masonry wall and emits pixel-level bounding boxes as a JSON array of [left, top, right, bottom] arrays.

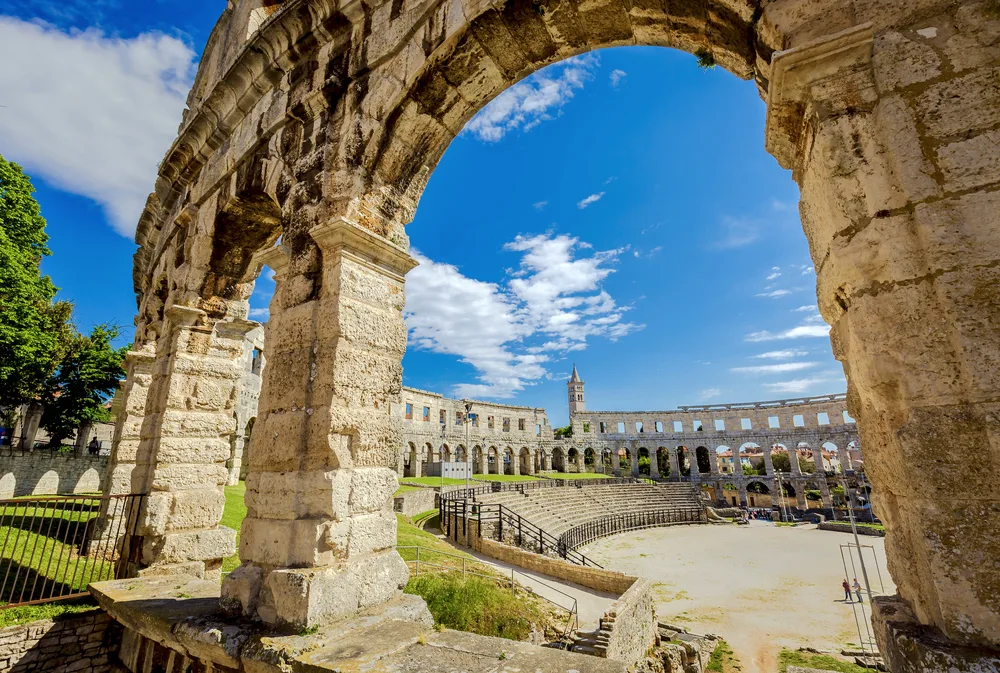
[[598, 578, 658, 664], [0, 609, 119, 673], [393, 487, 438, 517], [0, 455, 107, 499]]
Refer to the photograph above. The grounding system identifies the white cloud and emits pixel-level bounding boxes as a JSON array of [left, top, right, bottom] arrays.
[[745, 325, 831, 342], [699, 388, 722, 400], [766, 271, 781, 281], [802, 266, 815, 275], [404, 234, 642, 398], [464, 54, 597, 142], [609, 69, 626, 87], [249, 308, 270, 320], [712, 216, 760, 249], [730, 362, 818, 375], [763, 377, 831, 394], [793, 305, 817, 312], [771, 199, 793, 212], [756, 289, 791, 298], [577, 192, 605, 209], [0, 18, 197, 236], [533, 201, 548, 210], [751, 350, 809, 360]]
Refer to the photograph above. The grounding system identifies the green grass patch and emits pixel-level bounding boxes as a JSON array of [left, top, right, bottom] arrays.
[[221, 482, 247, 574], [0, 599, 99, 628], [401, 477, 469, 487], [707, 639, 740, 672], [472, 474, 539, 482], [778, 649, 870, 673], [394, 485, 422, 495], [404, 573, 546, 640]]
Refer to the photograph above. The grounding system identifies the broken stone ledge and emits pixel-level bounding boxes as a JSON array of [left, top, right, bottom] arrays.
[[89, 576, 626, 672], [873, 596, 1000, 673]]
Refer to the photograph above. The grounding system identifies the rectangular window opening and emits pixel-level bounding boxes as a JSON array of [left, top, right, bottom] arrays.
[[768, 416, 780, 429], [817, 412, 830, 426], [793, 414, 805, 427], [655, 421, 663, 433], [673, 421, 683, 433], [636, 421, 644, 433], [405, 403, 413, 420], [714, 419, 725, 431], [741, 418, 752, 430], [617, 422, 626, 433]]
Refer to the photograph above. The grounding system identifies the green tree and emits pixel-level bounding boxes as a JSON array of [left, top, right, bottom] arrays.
[[39, 325, 128, 447], [0, 156, 72, 414], [553, 425, 572, 439]]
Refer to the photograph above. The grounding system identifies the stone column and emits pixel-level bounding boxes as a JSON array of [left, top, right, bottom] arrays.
[[767, 17, 1000, 656], [814, 448, 825, 475], [89, 347, 156, 552], [612, 451, 621, 477], [543, 451, 551, 471], [74, 420, 94, 455], [668, 449, 679, 481], [630, 450, 639, 477], [788, 448, 802, 476], [737, 482, 747, 507], [18, 403, 42, 451], [763, 445, 775, 476], [222, 221, 415, 629], [131, 307, 251, 578], [650, 451, 660, 479]]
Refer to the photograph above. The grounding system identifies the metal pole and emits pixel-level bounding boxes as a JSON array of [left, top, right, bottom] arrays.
[[465, 402, 472, 490], [843, 471, 874, 606]]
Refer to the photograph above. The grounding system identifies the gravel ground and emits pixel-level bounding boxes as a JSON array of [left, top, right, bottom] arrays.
[[582, 521, 895, 673]]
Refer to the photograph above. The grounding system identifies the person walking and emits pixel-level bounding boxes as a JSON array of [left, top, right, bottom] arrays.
[[842, 579, 852, 602], [88, 437, 101, 456], [853, 578, 864, 603]]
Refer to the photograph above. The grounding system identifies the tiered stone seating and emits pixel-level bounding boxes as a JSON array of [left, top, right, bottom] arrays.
[[474, 483, 704, 538]]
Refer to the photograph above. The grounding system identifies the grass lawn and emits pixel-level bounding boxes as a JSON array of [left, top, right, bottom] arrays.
[[394, 485, 422, 495], [401, 477, 469, 487], [221, 482, 247, 574], [472, 474, 539, 482], [706, 639, 741, 672], [0, 600, 99, 628], [778, 649, 870, 673]]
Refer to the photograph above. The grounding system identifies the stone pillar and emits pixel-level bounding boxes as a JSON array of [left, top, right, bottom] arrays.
[[763, 446, 775, 477], [630, 450, 639, 477], [89, 347, 156, 551], [612, 452, 621, 477], [737, 482, 747, 507], [814, 448, 825, 475], [512, 450, 521, 476], [222, 221, 415, 629], [788, 448, 802, 476], [650, 452, 660, 479], [18, 403, 42, 451], [132, 306, 251, 579], [668, 449, 679, 481], [74, 420, 94, 455], [767, 16, 1000, 657], [543, 451, 551, 471]]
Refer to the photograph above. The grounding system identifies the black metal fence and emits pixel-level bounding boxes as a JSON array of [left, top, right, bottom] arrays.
[[473, 502, 603, 567], [558, 507, 704, 551], [0, 493, 144, 608]]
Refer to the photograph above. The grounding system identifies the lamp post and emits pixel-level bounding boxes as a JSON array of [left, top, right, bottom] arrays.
[[464, 401, 473, 490]]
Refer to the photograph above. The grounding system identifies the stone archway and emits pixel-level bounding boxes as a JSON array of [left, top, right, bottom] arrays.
[[109, 0, 1000, 662]]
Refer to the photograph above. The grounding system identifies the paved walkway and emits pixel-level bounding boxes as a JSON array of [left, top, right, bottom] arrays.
[[444, 540, 618, 630]]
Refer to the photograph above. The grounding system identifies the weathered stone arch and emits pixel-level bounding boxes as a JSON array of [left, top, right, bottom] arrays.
[[111, 0, 1000, 661]]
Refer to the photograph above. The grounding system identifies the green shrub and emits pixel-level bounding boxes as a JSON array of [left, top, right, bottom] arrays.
[[778, 649, 869, 673]]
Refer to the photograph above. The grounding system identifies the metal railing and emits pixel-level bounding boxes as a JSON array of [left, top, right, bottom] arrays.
[[0, 493, 144, 608], [473, 502, 603, 568], [558, 507, 705, 551], [398, 545, 579, 643]]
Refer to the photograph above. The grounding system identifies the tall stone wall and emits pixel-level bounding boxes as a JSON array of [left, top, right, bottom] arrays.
[[598, 578, 658, 664], [0, 610, 119, 673], [0, 454, 107, 499]]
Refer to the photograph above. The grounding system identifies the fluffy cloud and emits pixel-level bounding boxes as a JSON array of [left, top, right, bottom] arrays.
[[0, 18, 197, 236], [763, 377, 832, 394], [577, 192, 605, 209], [404, 234, 642, 398], [712, 216, 760, 249], [745, 325, 831, 342], [730, 362, 818, 375], [533, 201, 548, 210], [793, 305, 817, 312], [751, 350, 809, 360], [756, 289, 791, 298], [249, 308, 270, 320], [610, 69, 627, 87], [699, 388, 722, 400], [464, 54, 597, 142]]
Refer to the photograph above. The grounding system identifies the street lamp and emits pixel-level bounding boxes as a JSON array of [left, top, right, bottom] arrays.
[[464, 401, 473, 490]]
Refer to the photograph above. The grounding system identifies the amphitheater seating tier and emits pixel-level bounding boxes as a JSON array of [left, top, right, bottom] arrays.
[[474, 483, 704, 538]]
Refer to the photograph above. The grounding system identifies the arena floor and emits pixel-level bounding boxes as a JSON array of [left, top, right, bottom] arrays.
[[582, 522, 894, 673]]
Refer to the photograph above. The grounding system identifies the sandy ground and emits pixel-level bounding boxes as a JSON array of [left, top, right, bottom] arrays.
[[582, 522, 895, 673]]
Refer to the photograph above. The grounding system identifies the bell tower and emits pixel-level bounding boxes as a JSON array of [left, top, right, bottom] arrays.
[[568, 364, 585, 415]]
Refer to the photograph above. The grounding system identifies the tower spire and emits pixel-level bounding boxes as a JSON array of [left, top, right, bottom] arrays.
[[570, 363, 581, 383], [568, 364, 585, 414]]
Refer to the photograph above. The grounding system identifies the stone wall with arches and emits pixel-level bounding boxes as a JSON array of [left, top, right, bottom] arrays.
[[100, 0, 1000, 666]]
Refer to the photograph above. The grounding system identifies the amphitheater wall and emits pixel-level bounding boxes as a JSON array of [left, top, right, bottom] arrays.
[[393, 487, 438, 517], [0, 454, 107, 499], [598, 578, 658, 664], [474, 537, 636, 595]]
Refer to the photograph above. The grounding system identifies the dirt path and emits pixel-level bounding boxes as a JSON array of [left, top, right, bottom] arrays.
[[582, 522, 894, 673]]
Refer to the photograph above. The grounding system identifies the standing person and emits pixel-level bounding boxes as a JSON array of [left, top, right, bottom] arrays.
[[853, 578, 863, 603], [88, 437, 100, 455], [842, 579, 852, 602]]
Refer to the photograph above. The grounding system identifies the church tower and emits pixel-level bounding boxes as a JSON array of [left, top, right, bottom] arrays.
[[568, 364, 585, 415]]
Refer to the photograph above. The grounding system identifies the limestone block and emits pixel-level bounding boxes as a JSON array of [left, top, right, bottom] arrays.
[[348, 467, 398, 514], [150, 464, 229, 491], [873, 31, 941, 92], [914, 190, 1000, 277], [916, 67, 1000, 139], [261, 551, 409, 629], [344, 511, 398, 557], [137, 560, 207, 579], [158, 410, 235, 440], [936, 128, 1000, 192], [145, 526, 236, 564], [944, 3, 1000, 72], [152, 437, 232, 464], [873, 95, 940, 202], [220, 563, 263, 617], [239, 518, 332, 566], [142, 488, 226, 534], [439, 31, 508, 107], [244, 469, 351, 520]]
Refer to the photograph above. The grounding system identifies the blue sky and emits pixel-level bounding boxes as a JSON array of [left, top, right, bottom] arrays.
[[0, 2, 846, 427]]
